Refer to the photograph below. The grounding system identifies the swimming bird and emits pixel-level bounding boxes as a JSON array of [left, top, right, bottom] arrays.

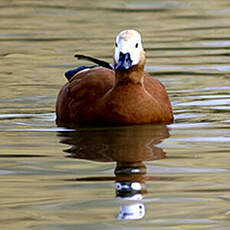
[[56, 30, 173, 125]]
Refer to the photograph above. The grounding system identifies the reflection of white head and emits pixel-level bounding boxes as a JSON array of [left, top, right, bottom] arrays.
[[117, 203, 145, 220], [114, 30, 144, 67], [116, 181, 145, 220]]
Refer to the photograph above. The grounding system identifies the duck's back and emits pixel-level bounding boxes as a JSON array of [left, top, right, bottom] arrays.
[[56, 67, 114, 123]]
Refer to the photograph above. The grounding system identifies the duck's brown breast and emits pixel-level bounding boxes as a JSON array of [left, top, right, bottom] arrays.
[[95, 82, 173, 124]]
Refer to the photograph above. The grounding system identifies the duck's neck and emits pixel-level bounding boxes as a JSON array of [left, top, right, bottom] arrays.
[[115, 64, 145, 86]]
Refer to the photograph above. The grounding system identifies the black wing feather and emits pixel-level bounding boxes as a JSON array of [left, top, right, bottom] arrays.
[[74, 54, 113, 70]]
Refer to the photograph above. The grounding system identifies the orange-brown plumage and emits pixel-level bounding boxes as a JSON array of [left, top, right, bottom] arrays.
[[56, 30, 173, 125]]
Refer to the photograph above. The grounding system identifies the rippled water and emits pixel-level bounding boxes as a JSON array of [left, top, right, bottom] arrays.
[[1, 0, 230, 229]]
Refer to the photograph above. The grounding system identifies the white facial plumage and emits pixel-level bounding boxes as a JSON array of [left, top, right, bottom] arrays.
[[114, 30, 143, 67]]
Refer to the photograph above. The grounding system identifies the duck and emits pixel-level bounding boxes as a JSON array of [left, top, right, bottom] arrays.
[[56, 29, 173, 125]]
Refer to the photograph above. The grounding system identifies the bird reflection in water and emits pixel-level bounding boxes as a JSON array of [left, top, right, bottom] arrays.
[[58, 125, 170, 220]]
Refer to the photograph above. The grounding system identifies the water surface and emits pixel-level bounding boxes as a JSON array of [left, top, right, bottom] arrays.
[[1, 0, 230, 229]]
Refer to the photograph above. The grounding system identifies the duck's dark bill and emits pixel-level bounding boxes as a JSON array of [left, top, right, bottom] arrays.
[[116, 52, 133, 71]]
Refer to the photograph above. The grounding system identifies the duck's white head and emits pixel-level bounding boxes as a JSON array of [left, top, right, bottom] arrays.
[[114, 30, 145, 71]]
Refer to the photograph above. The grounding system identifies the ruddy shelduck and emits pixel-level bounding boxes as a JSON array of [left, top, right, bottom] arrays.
[[56, 30, 173, 125]]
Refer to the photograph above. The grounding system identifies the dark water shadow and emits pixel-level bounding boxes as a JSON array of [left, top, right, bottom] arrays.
[[57, 125, 170, 220]]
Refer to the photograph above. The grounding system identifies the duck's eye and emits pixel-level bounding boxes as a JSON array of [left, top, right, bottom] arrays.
[[115, 43, 118, 47], [135, 43, 138, 48]]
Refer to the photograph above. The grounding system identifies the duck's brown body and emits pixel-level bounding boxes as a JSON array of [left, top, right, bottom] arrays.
[[56, 66, 173, 125]]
